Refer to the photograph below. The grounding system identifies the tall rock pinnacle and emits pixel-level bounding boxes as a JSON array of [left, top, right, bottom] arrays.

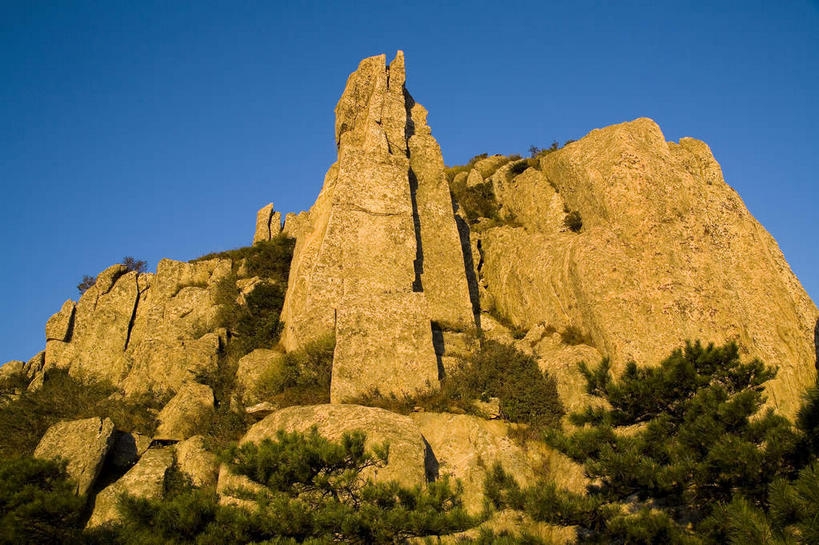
[[280, 52, 475, 401]]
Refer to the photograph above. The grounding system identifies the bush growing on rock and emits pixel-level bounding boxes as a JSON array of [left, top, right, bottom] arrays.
[[0, 370, 163, 457], [76, 275, 96, 295], [121, 257, 147, 274], [256, 335, 336, 406], [354, 340, 564, 431], [110, 429, 475, 544]]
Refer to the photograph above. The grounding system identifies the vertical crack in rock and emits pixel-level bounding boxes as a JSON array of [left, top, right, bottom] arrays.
[[409, 169, 424, 292], [123, 274, 141, 352], [456, 214, 482, 322]]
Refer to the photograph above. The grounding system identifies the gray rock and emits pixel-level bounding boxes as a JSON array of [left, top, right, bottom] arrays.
[[34, 417, 115, 496], [154, 382, 214, 441], [87, 448, 173, 527]]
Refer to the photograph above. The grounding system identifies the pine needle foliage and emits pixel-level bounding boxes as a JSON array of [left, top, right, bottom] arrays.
[[486, 341, 819, 544], [110, 429, 475, 545], [0, 456, 85, 545]]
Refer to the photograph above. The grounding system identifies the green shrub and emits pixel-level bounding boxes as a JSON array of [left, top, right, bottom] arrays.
[[354, 340, 564, 431], [0, 456, 85, 545], [77, 275, 96, 295], [112, 429, 475, 544], [465, 341, 564, 428], [507, 160, 529, 177], [486, 341, 819, 544], [452, 181, 501, 223], [256, 335, 336, 407], [563, 210, 582, 232], [192, 235, 295, 281], [0, 370, 162, 457]]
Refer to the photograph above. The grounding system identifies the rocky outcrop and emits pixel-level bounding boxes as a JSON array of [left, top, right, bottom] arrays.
[[155, 382, 214, 441], [280, 52, 475, 401], [87, 447, 173, 527], [473, 118, 817, 418], [44, 258, 232, 395], [253, 202, 282, 244], [34, 416, 115, 496], [241, 404, 429, 487], [175, 435, 218, 487]]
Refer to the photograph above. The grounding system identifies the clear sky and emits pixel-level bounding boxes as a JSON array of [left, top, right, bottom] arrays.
[[1, 1, 817, 362]]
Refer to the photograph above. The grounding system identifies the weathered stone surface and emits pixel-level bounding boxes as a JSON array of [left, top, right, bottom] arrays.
[[253, 202, 282, 244], [45, 257, 230, 395], [474, 154, 510, 178], [176, 435, 218, 487], [282, 52, 475, 400], [0, 360, 24, 381], [412, 413, 583, 515], [236, 348, 283, 404], [452, 171, 468, 187], [282, 210, 309, 239], [155, 382, 214, 441], [108, 431, 152, 470], [87, 448, 173, 527], [23, 350, 45, 381], [34, 417, 115, 496], [465, 168, 483, 188], [45, 300, 75, 341], [242, 404, 428, 487], [409, 102, 475, 331], [474, 118, 817, 417], [492, 167, 565, 233], [332, 292, 438, 402]]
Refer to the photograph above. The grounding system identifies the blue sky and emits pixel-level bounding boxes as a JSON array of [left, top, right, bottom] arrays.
[[1, 1, 817, 361]]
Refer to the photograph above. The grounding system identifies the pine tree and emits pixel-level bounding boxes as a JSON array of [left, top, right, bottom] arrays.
[[486, 341, 818, 544]]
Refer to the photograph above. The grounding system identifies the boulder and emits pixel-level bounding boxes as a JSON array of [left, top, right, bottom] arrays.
[[473, 154, 510, 179], [0, 360, 24, 381], [175, 435, 218, 487], [34, 416, 115, 496], [411, 413, 535, 513], [155, 382, 214, 441], [241, 404, 429, 487], [235, 348, 283, 404], [87, 448, 173, 527], [465, 168, 483, 188]]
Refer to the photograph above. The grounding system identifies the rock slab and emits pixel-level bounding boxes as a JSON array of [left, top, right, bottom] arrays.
[[34, 416, 115, 496]]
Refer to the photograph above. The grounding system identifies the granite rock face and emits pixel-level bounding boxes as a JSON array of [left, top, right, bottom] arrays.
[[411, 413, 536, 514], [175, 435, 219, 487], [34, 416, 115, 496], [253, 202, 282, 244], [43, 258, 232, 395], [473, 118, 817, 417], [155, 382, 215, 441], [280, 52, 474, 401]]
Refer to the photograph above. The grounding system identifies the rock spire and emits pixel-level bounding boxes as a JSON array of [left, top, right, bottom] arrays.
[[280, 51, 475, 401]]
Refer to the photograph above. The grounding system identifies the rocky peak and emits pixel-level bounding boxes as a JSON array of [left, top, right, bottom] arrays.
[[280, 51, 475, 402]]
